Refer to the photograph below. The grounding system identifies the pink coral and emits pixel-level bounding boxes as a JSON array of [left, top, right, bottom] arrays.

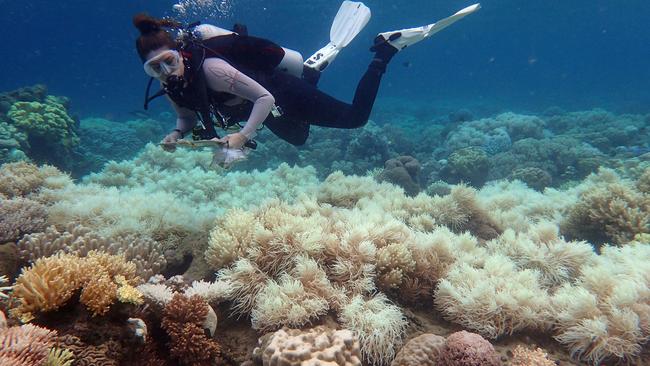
[[438, 331, 501, 366]]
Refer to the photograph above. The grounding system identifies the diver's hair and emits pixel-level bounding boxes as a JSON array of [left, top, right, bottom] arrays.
[[133, 13, 181, 62]]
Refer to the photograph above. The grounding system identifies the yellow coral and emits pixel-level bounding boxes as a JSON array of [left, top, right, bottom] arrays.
[[11, 251, 141, 319], [11, 253, 83, 320], [46, 347, 74, 366], [115, 275, 144, 305]]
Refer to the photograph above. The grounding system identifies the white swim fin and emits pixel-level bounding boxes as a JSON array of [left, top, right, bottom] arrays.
[[304, 1, 371, 72], [376, 3, 481, 52]]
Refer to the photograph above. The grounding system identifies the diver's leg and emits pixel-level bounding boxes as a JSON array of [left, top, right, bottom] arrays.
[[264, 116, 311, 146]]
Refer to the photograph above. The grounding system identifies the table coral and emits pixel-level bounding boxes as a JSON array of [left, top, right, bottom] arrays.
[[256, 326, 362, 366]]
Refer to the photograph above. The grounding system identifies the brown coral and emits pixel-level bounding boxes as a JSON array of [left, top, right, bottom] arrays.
[[437, 331, 501, 366], [161, 293, 221, 365], [391, 333, 445, 366], [0, 323, 57, 365]]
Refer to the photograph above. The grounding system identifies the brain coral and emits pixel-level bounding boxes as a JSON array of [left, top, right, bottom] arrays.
[[390, 333, 445, 366], [256, 326, 362, 366], [438, 331, 501, 366]]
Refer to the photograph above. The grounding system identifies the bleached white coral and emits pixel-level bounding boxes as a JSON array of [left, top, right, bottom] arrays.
[[183, 280, 231, 304], [435, 254, 553, 339], [137, 283, 175, 308], [0, 276, 10, 299], [339, 293, 407, 365], [551, 243, 650, 364], [486, 224, 596, 288]]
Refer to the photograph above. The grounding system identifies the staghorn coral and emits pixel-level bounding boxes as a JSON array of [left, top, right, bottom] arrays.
[[0, 323, 57, 366], [0, 197, 48, 243], [562, 168, 650, 247], [338, 293, 407, 365], [390, 333, 445, 366], [434, 254, 553, 339], [437, 331, 501, 366], [10, 251, 141, 320], [255, 326, 362, 366], [161, 293, 221, 365]]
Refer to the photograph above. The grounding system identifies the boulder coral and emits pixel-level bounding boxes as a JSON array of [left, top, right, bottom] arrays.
[[254, 326, 362, 366], [7, 96, 79, 151], [390, 333, 445, 366]]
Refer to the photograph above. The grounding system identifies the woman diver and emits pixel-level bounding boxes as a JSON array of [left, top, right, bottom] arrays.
[[134, 2, 480, 151]]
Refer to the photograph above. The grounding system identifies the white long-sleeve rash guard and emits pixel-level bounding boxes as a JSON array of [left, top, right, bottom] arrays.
[[170, 58, 276, 140]]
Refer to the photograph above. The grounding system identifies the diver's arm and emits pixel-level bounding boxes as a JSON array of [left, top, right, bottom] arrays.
[[203, 58, 275, 139]]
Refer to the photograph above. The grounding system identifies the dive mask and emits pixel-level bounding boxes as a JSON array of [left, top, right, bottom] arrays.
[[143, 50, 182, 79]]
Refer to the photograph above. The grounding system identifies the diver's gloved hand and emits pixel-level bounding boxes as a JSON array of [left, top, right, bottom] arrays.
[[161, 129, 183, 152], [215, 132, 248, 150]]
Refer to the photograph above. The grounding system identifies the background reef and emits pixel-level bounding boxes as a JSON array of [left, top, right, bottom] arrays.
[[1, 86, 649, 364]]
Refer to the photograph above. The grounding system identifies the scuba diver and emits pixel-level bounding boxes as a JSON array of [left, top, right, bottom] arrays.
[[134, 1, 480, 154]]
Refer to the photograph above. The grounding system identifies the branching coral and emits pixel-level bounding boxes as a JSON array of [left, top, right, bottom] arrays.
[[510, 345, 555, 366], [161, 293, 221, 365], [10, 251, 141, 320], [0, 323, 57, 365], [339, 294, 407, 365]]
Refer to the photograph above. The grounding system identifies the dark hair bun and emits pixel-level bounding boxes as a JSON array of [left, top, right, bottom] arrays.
[[133, 13, 161, 35]]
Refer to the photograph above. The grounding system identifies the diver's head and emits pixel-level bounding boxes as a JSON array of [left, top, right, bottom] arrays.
[[133, 14, 184, 81]]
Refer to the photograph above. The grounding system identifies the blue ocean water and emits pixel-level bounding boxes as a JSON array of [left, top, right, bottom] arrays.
[[1, 0, 649, 118]]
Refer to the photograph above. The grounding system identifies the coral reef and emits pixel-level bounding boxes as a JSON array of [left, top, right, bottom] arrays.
[[254, 326, 362, 366], [510, 345, 555, 366], [0, 161, 71, 199]]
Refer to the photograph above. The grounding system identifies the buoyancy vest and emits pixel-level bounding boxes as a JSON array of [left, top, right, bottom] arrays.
[[165, 33, 286, 139]]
